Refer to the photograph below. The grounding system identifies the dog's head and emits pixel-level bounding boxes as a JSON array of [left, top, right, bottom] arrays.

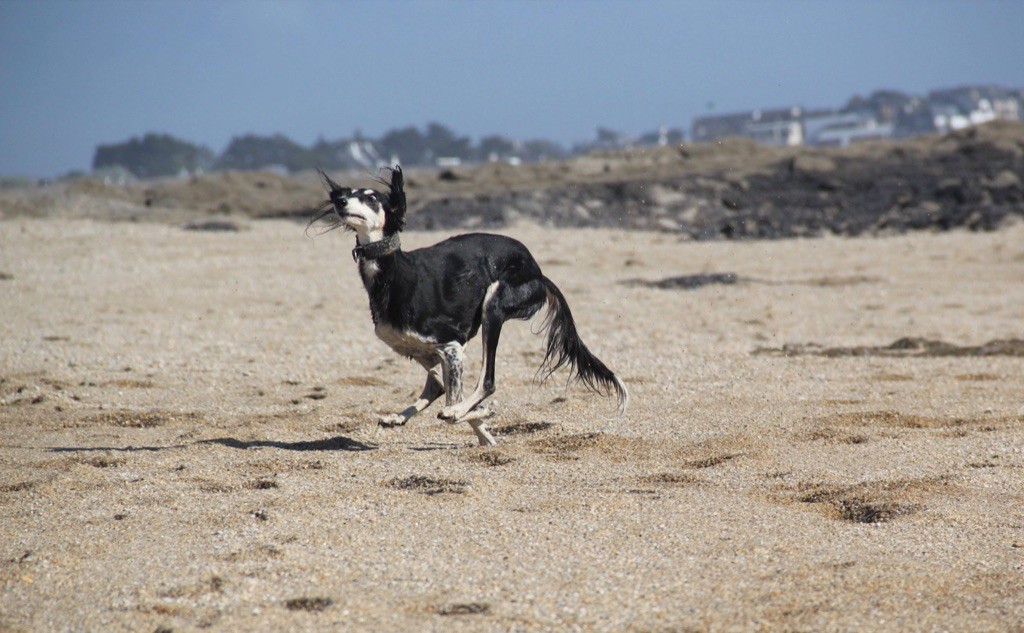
[[309, 165, 406, 238]]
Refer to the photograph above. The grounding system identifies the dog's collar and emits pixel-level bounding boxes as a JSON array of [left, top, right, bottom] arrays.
[[352, 233, 401, 262]]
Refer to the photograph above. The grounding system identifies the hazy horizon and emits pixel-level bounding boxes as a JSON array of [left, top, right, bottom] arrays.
[[2, 0, 1023, 178]]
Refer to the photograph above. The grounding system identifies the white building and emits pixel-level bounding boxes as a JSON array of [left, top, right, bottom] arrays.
[[802, 110, 894, 147], [929, 86, 1022, 135]]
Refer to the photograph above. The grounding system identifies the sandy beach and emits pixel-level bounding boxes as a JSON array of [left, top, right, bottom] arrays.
[[1, 217, 1023, 630]]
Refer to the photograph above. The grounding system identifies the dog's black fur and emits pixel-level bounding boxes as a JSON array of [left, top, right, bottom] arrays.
[[310, 165, 627, 445]]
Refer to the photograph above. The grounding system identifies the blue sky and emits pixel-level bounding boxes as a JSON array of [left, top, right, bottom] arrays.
[[2, 0, 1022, 177]]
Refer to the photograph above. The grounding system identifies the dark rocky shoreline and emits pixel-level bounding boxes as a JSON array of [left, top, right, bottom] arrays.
[[3, 121, 1022, 240], [408, 122, 1024, 239]]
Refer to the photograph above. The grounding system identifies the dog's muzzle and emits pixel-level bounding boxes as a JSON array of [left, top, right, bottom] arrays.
[[329, 188, 351, 213]]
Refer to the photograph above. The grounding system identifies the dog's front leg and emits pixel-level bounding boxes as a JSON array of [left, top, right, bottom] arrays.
[[378, 364, 444, 428]]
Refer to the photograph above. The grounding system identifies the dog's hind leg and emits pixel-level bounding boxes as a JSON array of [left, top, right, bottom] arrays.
[[438, 280, 546, 445], [438, 342, 499, 445], [439, 283, 503, 426], [437, 342, 466, 408], [440, 280, 545, 445], [378, 362, 444, 428], [437, 342, 498, 444]]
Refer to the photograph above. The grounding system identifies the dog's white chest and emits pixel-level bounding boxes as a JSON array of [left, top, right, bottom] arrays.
[[374, 323, 439, 360], [359, 259, 380, 280]]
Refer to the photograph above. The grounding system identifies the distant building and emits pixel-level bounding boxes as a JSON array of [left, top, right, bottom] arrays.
[[690, 84, 1022, 149], [842, 91, 935, 137], [747, 107, 804, 146], [692, 106, 888, 148], [637, 126, 685, 147], [928, 86, 1022, 134], [692, 106, 805, 146], [802, 110, 894, 147]]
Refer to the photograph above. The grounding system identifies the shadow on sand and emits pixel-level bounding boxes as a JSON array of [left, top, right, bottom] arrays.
[[201, 436, 377, 452], [46, 435, 377, 454]]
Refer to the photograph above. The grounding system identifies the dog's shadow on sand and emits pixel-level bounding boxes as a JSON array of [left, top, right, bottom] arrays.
[[46, 435, 377, 454], [201, 436, 377, 452]]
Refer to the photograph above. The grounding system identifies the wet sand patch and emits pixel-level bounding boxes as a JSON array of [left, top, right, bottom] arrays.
[[755, 337, 1024, 358], [528, 432, 658, 462], [387, 475, 468, 495], [817, 410, 983, 430], [796, 427, 870, 445], [771, 477, 956, 524], [638, 472, 705, 487], [492, 420, 554, 436], [463, 450, 515, 467], [284, 597, 333, 613], [438, 602, 491, 616], [682, 452, 742, 469], [101, 378, 157, 389]]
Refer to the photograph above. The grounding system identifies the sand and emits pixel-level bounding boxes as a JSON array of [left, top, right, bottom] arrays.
[[1, 218, 1022, 631]]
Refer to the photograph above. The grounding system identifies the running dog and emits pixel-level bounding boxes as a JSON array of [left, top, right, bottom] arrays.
[[309, 166, 627, 445]]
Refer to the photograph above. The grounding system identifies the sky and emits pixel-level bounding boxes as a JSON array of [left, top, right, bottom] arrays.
[[1, 0, 1023, 178]]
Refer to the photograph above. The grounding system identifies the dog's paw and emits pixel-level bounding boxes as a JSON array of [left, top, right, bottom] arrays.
[[437, 406, 462, 423], [378, 414, 407, 428], [462, 406, 495, 421], [439, 404, 494, 423]]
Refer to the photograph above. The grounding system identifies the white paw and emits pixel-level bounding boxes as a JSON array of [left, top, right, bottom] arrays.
[[461, 406, 495, 422], [438, 406, 464, 423], [378, 414, 407, 428]]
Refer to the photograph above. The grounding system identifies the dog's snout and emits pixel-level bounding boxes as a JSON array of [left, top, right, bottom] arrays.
[[330, 191, 348, 208]]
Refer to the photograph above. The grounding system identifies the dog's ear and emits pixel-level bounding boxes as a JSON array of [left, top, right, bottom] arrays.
[[387, 164, 407, 233], [317, 167, 343, 193], [317, 167, 352, 207]]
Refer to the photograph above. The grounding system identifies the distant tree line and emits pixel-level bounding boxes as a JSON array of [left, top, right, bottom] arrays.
[[92, 134, 216, 179], [91, 122, 679, 180]]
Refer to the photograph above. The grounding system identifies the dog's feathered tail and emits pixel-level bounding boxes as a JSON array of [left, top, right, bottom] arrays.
[[537, 276, 628, 413]]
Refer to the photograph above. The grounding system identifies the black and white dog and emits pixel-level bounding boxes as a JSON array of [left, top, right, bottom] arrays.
[[310, 166, 627, 445]]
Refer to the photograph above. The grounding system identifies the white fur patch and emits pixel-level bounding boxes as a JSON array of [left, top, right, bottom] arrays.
[[438, 342, 466, 408], [343, 197, 386, 245], [482, 280, 501, 307], [374, 323, 439, 360], [359, 258, 380, 280]]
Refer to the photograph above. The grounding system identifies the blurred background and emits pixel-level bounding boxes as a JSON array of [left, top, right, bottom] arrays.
[[2, 0, 1023, 180]]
